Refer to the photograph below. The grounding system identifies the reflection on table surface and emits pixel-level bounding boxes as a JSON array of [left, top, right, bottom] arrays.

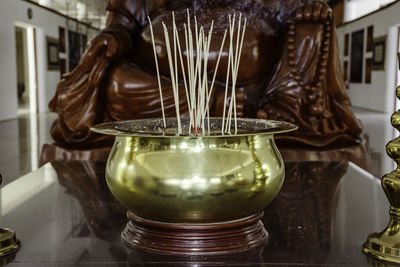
[[0, 160, 393, 266]]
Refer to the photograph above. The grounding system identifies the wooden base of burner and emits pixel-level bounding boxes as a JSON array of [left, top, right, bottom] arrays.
[[121, 212, 267, 256]]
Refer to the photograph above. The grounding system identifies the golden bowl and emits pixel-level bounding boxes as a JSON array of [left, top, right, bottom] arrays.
[[91, 118, 296, 224]]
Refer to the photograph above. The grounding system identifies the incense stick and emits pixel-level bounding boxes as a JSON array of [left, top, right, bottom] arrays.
[[201, 31, 208, 133], [148, 17, 166, 131], [162, 21, 182, 134], [234, 17, 247, 134], [177, 24, 192, 133], [232, 14, 242, 134], [187, 10, 197, 133], [205, 21, 214, 134], [222, 14, 235, 134], [172, 13, 182, 134], [227, 13, 241, 134], [226, 14, 239, 133]]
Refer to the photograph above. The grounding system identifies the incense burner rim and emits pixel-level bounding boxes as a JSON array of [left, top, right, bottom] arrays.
[[91, 117, 297, 138]]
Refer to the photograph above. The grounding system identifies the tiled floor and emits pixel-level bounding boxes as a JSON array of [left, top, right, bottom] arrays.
[[0, 109, 395, 186], [0, 112, 56, 186]]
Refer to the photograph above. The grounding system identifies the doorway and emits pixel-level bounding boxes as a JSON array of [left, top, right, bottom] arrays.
[[14, 23, 40, 173], [14, 23, 37, 115]]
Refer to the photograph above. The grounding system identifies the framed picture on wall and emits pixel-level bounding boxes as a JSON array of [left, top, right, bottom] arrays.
[[366, 26, 374, 52], [373, 36, 386, 70], [350, 29, 364, 83], [46, 36, 59, 71], [344, 33, 349, 56], [365, 58, 372, 83]]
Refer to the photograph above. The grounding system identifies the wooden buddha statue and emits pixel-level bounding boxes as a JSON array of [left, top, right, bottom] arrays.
[[46, 0, 368, 167]]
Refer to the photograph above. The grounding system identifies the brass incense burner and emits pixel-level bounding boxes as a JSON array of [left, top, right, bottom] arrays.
[[92, 118, 296, 255]]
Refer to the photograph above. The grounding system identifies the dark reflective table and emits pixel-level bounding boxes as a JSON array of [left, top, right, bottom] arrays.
[[0, 161, 394, 266]]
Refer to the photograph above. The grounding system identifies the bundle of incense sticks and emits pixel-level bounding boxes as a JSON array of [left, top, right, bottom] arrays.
[[148, 11, 246, 136]]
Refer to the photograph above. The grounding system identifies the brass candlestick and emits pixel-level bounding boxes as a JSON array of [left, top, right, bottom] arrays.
[[362, 54, 400, 263], [0, 175, 21, 262]]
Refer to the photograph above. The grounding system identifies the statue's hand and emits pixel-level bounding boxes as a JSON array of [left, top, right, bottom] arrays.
[[296, 0, 332, 23], [79, 32, 119, 86]]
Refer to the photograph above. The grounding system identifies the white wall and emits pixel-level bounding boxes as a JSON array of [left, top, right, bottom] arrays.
[[337, 1, 400, 114], [344, 0, 396, 22], [0, 0, 98, 121]]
